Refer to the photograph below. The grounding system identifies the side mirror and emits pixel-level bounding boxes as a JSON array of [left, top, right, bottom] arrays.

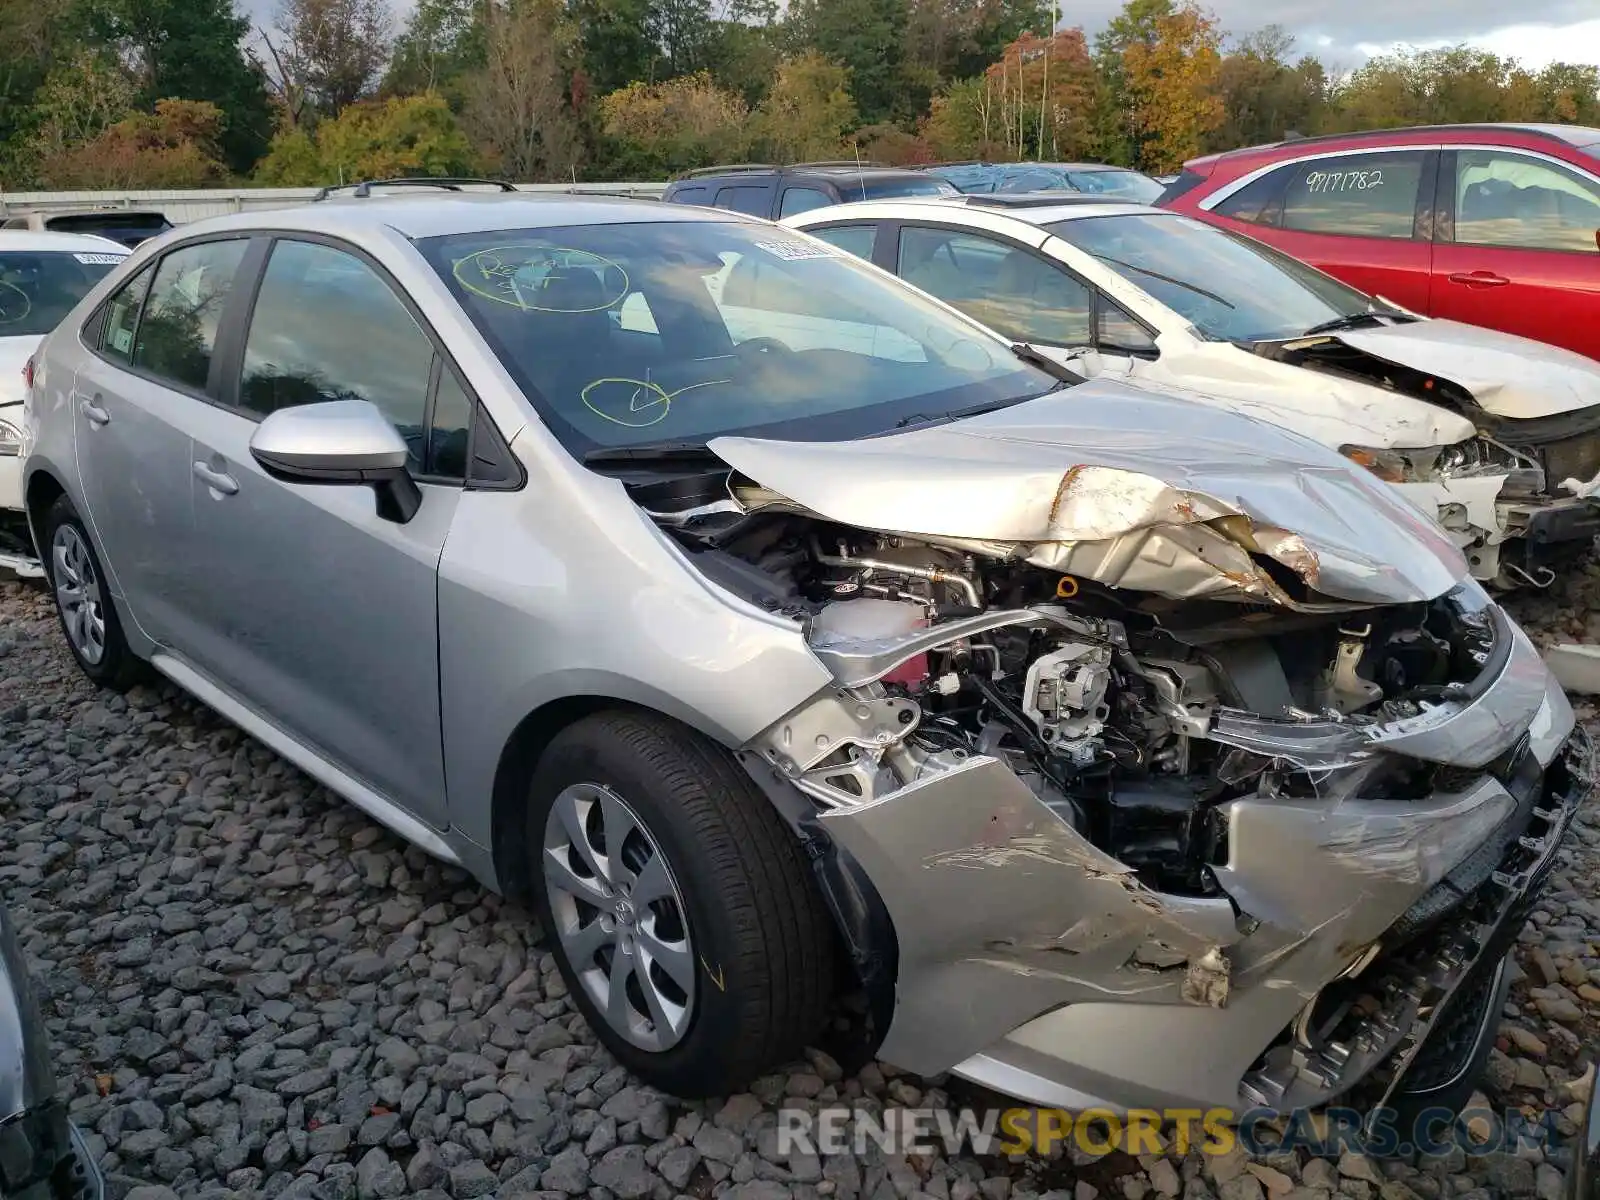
[[249, 399, 422, 524]]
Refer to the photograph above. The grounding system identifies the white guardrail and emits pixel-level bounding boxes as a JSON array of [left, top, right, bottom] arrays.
[[0, 182, 667, 224]]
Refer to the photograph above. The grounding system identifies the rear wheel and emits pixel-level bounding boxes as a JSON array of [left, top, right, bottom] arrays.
[[43, 495, 145, 692], [528, 710, 836, 1097]]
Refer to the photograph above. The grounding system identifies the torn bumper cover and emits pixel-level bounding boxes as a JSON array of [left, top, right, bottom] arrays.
[[813, 626, 1586, 1113]]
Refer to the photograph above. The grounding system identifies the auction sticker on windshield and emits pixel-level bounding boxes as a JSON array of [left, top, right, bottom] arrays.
[[72, 253, 127, 265], [753, 239, 844, 261]]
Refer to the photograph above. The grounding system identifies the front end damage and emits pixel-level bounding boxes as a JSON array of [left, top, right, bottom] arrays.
[[1253, 331, 1600, 589], [632, 390, 1590, 1113]]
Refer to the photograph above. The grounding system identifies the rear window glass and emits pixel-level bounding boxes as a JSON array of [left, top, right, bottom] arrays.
[[859, 177, 960, 200], [0, 250, 127, 337], [45, 213, 172, 246]]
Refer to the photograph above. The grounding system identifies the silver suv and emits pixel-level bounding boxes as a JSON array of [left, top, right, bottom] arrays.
[[20, 194, 1589, 1118]]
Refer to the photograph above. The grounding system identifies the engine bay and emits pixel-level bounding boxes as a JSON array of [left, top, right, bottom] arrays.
[[672, 509, 1502, 896]]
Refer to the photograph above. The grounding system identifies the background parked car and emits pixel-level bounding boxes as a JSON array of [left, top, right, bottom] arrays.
[[0, 209, 174, 249], [660, 162, 958, 218], [1159, 122, 1600, 360], [0, 231, 130, 577], [923, 161, 1165, 203], [0, 900, 105, 1200], [784, 194, 1600, 588]]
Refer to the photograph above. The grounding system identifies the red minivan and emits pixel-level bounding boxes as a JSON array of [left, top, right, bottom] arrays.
[[1160, 123, 1600, 360]]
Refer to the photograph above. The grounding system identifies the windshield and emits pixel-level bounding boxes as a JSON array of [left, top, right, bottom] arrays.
[[420, 219, 1059, 453], [1045, 212, 1376, 342], [1064, 170, 1165, 203], [0, 250, 126, 337]]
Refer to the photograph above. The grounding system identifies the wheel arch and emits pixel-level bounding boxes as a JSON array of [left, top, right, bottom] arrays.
[[23, 467, 65, 555]]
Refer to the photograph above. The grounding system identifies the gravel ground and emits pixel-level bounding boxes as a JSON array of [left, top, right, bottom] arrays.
[[1, 571, 1598, 1200]]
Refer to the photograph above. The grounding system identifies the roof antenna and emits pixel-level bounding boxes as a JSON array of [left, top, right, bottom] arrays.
[[855, 143, 866, 201]]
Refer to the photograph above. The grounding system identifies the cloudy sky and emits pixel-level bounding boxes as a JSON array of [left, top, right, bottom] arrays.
[[241, 0, 1600, 74]]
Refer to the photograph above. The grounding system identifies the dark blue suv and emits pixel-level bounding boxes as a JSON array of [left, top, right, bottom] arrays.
[[661, 162, 958, 219]]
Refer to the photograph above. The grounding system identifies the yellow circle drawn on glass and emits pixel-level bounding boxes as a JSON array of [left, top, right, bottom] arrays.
[[452, 245, 629, 312], [581, 377, 731, 428], [0, 280, 31, 326]]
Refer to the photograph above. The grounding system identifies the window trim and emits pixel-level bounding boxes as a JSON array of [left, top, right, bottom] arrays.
[[1436, 147, 1600, 257], [887, 220, 1111, 352], [83, 232, 259, 405], [224, 230, 525, 492]]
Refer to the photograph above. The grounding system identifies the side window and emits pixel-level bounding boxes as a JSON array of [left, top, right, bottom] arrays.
[[779, 187, 834, 218], [670, 185, 710, 205], [1280, 152, 1426, 240], [998, 170, 1063, 193], [239, 240, 436, 471], [1096, 297, 1157, 354], [897, 226, 1091, 346], [1213, 168, 1293, 226], [714, 185, 773, 216], [1453, 151, 1600, 253], [807, 225, 876, 260], [99, 264, 155, 364], [132, 239, 250, 390], [428, 363, 472, 480]]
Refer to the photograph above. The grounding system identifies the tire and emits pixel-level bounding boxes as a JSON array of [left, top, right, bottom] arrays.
[[42, 495, 146, 692], [528, 710, 837, 1097]]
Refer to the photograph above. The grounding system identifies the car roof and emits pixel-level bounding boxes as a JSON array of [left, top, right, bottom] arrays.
[[1193, 122, 1600, 167], [672, 164, 933, 183], [0, 229, 133, 253], [787, 195, 1159, 227], [138, 193, 757, 243]]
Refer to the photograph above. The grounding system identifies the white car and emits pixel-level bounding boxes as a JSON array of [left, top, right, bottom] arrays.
[[0, 231, 129, 574], [784, 195, 1600, 588]]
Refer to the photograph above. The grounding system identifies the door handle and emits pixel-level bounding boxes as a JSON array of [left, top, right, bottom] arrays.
[[1447, 271, 1509, 288], [80, 397, 110, 426], [193, 461, 239, 495]]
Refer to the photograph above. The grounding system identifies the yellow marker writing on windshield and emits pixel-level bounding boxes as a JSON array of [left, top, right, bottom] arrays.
[[581, 377, 731, 429]]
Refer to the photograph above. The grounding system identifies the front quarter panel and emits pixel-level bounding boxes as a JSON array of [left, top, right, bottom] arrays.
[[438, 424, 834, 857]]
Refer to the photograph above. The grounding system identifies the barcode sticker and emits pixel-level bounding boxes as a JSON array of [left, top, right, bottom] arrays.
[[73, 253, 127, 265]]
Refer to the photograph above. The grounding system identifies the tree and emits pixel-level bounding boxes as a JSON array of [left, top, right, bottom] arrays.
[[36, 99, 230, 188], [461, 0, 585, 181], [0, 0, 77, 182], [905, 0, 1049, 89], [254, 92, 478, 184], [1208, 27, 1327, 152], [569, 0, 660, 95], [648, 0, 717, 79], [82, 0, 275, 172], [785, 0, 910, 123], [1091, 0, 1171, 164], [923, 28, 1094, 161], [1121, 0, 1223, 171], [601, 72, 751, 174], [26, 52, 140, 173], [751, 53, 858, 162], [383, 0, 487, 100], [258, 0, 392, 127]]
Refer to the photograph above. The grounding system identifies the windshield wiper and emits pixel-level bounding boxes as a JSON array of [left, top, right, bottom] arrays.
[[1009, 342, 1083, 383], [582, 441, 724, 465], [1300, 311, 1386, 337], [1089, 254, 1236, 309]]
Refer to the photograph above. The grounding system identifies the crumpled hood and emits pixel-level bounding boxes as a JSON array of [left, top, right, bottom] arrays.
[[710, 381, 1469, 608], [1333, 319, 1600, 420], [0, 337, 40, 408]]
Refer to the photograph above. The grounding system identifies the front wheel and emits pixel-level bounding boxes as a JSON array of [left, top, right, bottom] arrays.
[[42, 495, 145, 692], [528, 710, 837, 1097]]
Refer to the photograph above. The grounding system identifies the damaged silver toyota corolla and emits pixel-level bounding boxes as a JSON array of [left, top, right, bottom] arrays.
[[670, 389, 1592, 1118], [25, 200, 1589, 1121]]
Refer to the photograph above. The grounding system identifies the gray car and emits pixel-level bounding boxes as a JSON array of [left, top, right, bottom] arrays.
[[17, 194, 1591, 1118]]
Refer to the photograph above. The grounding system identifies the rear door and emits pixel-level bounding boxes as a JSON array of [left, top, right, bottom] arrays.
[[73, 236, 254, 646], [1200, 147, 1438, 311], [1430, 147, 1600, 358]]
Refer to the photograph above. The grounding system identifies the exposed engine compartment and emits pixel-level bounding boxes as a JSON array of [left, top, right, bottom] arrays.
[[676, 511, 1503, 896]]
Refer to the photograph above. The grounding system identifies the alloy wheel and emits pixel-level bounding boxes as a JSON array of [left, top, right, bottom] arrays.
[[542, 782, 697, 1052], [51, 525, 106, 667]]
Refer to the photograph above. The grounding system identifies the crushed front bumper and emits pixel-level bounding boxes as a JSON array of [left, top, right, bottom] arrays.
[[813, 619, 1586, 1113]]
